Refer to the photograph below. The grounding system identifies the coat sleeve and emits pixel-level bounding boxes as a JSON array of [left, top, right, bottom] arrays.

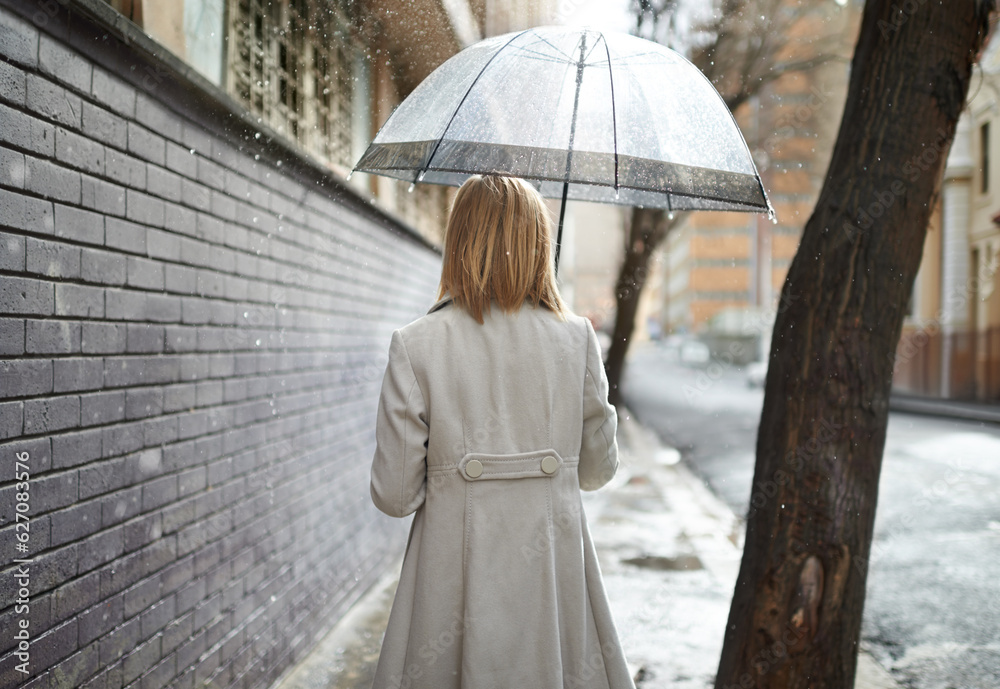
[[578, 319, 619, 491], [370, 330, 429, 517]]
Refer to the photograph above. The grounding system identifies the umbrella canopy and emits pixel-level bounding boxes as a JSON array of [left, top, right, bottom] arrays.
[[355, 26, 769, 212]]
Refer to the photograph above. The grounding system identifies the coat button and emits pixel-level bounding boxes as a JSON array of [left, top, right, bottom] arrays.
[[466, 459, 483, 478], [541, 456, 558, 475]]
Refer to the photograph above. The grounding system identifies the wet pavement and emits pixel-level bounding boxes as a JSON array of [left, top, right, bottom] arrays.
[[273, 411, 900, 689]]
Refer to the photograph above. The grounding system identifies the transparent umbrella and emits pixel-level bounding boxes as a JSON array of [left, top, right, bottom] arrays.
[[353, 26, 771, 267]]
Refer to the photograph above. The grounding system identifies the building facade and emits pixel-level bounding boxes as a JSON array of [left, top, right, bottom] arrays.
[[656, 1, 861, 352], [895, 34, 1000, 402]]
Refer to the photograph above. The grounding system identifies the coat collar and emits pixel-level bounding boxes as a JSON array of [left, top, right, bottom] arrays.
[[427, 297, 453, 314]]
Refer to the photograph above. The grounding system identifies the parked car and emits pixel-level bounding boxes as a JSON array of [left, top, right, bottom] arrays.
[[746, 359, 768, 388]]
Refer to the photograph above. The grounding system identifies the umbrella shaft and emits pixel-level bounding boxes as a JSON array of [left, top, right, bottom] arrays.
[[555, 35, 588, 276]]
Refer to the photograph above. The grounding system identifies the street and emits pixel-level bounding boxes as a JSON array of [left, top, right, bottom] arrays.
[[622, 343, 1000, 689]]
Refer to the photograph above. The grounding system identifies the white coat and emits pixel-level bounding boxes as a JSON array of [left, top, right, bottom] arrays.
[[370, 297, 635, 689]]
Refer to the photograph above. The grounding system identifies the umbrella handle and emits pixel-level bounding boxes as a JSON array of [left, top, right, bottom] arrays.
[[555, 182, 568, 276]]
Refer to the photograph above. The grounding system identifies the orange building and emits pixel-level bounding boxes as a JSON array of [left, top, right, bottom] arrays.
[[658, 2, 861, 349]]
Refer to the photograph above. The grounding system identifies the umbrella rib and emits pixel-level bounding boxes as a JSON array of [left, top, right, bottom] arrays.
[[413, 28, 533, 186], [599, 32, 620, 194], [527, 34, 577, 63]]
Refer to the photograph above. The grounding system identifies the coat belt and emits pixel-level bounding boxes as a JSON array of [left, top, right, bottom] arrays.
[[453, 450, 576, 481]]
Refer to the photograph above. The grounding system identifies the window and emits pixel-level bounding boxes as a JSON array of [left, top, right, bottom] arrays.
[[981, 122, 990, 194], [227, 0, 365, 168]]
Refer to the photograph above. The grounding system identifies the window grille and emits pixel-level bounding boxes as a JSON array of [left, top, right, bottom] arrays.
[[228, 0, 362, 167]]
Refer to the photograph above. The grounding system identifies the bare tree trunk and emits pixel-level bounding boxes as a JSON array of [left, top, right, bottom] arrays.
[[605, 207, 675, 406], [715, 3, 993, 688]]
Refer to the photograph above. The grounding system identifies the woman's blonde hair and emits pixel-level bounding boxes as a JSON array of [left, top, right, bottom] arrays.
[[437, 175, 567, 324]]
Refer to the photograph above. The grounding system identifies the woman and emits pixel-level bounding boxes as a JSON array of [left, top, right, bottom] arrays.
[[370, 175, 635, 689]]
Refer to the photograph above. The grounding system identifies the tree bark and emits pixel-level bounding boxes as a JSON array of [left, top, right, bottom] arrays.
[[715, 3, 993, 688], [605, 207, 676, 406]]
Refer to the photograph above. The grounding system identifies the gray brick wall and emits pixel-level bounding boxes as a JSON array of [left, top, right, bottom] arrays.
[[0, 2, 442, 687]]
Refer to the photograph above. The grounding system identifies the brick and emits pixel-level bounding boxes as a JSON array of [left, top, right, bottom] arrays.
[[0, 146, 25, 187], [0, 191, 52, 235], [0, 401, 21, 440], [55, 283, 105, 318], [0, 233, 25, 270], [127, 256, 165, 290], [51, 570, 101, 622], [78, 456, 128, 498], [81, 247, 126, 285], [25, 157, 81, 204], [77, 525, 125, 573], [28, 618, 78, 677], [164, 326, 197, 353], [124, 512, 162, 552], [142, 474, 177, 512], [180, 297, 212, 324], [0, 317, 24, 355], [147, 228, 180, 261], [33, 542, 79, 593], [51, 429, 101, 471], [0, 8, 37, 67], [126, 323, 164, 353], [80, 390, 125, 426], [144, 416, 178, 446], [123, 575, 163, 621], [26, 237, 81, 278], [180, 178, 210, 212], [81, 322, 126, 354], [163, 383, 196, 412], [50, 500, 102, 546], [99, 615, 140, 666], [0, 358, 53, 396], [147, 164, 183, 202], [196, 269, 225, 298], [54, 203, 104, 244], [82, 100, 127, 148], [177, 467, 206, 497], [78, 592, 122, 648], [140, 595, 175, 640], [105, 217, 147, 254], [165, 141, 197, 177], [27, 74, 82, 128], [209, 191, 235, 221], [56, 127, 105, 175], [105, 148, 146, 189], [81, 175, 127, 216], [24, 394, 80, 433], [45, 644, 99, 689], [165, 263, 197, 294], [164, 201, 195, 235], [101, 421, 145, 457], [136, 92, 180, 136], [145, 294, 181, 322], [0, 103, 54, 156], [39, 34, 91, 93], [54, 358, 104, 393], [26, 319, 81, 354], [126, 189, 166, 227], [123, 635, 162, 685], [0, 58, 25, 106], [105, 289, 147, 320], [100, 538, 175, 597], [91, 66, 135, 117], [127, 122, 166, 165], [0, 275, 53, 314], [126, 387, 164, 419]]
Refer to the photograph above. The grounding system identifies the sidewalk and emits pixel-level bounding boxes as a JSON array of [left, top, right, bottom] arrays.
[[889, 392, 1000, 425], [273, 413, 900, 689]]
